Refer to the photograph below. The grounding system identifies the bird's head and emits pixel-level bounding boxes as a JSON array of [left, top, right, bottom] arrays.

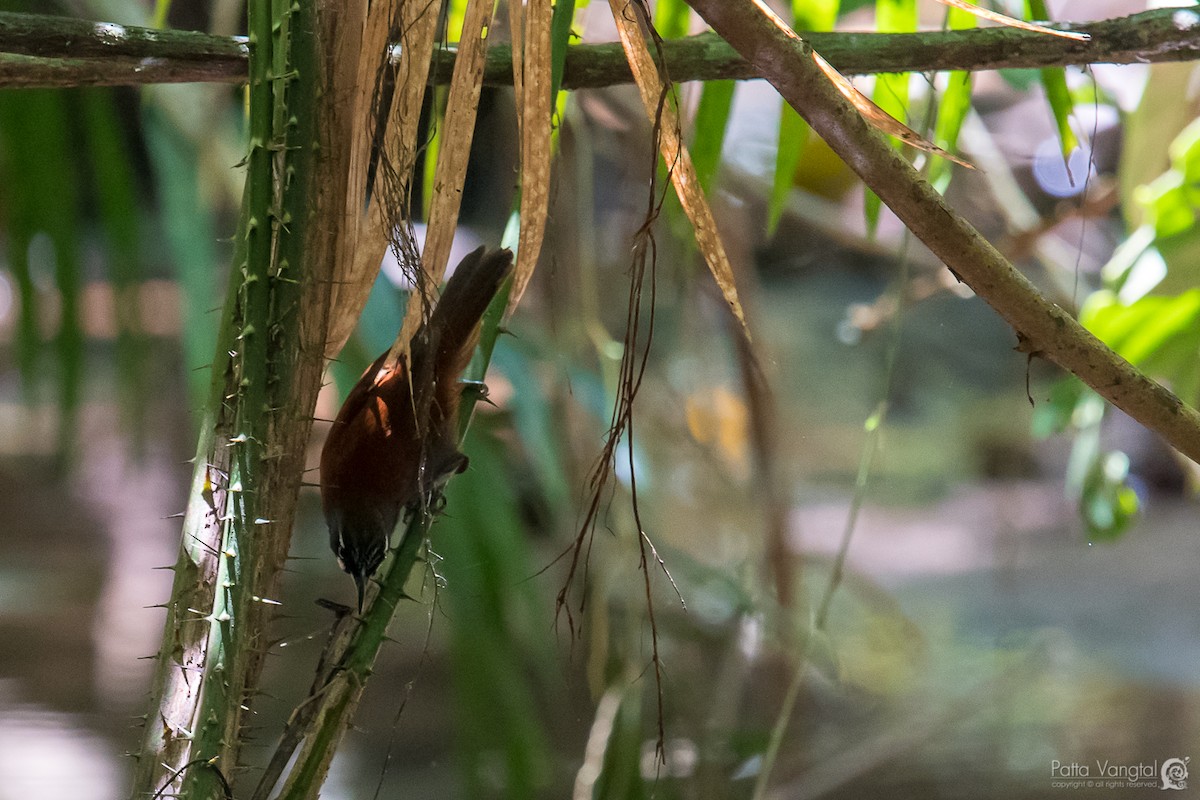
[[324, 499, 400, 611]]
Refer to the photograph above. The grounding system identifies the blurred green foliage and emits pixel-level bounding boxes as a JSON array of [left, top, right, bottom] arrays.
[[436, 423, 558, 797], [0, 85, 145, 462], [1041, 114, 1200, 540]]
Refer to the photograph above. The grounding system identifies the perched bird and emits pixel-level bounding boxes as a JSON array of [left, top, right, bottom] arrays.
[[320, 247, 514, 610]]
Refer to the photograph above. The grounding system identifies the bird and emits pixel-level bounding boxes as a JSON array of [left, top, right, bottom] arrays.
[[320, 246, 514, 610]]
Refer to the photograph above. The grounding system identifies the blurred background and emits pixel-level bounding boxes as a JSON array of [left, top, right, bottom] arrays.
[[2, 0, 1200, 798]]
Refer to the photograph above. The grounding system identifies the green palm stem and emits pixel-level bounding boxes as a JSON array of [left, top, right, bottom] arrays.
[[132, 0, 321, 796]]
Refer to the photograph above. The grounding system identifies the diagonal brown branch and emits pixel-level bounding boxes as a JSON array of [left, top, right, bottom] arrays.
[[2, 8, 1198, 89], [681, 0, 1200, 465]]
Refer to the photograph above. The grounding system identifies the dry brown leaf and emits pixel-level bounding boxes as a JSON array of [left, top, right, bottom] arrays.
[[508, 0, 524, 143], [389, 0, 497, 360], [325, 0, 441, 357], [813, 51, 975, 170], [608, 0, 752, 342], [321, 0, 380, 357], [933, 0, 1090, 41], [507, 0, 553, 315]]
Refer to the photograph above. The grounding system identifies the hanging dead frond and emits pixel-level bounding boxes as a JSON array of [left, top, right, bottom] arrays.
[[932, 0, 1090, 41], [610, 0, 752, 343], [323, 0, 442, 358], [506, 0, 553, 315], [388, 0, 498, 364]]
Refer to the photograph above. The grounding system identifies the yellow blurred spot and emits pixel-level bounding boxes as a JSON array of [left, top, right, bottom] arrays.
[[837, 611, 924, 696], [793, 134, 858, 201], [684, 386, 749, 477]]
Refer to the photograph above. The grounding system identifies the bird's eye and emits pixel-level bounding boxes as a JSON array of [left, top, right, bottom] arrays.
[[334, 529, 350, 570]]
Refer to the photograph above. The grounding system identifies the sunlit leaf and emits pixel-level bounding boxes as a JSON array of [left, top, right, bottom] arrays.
[[769, 106, 810, 234], [1031, 377, 1086, 438], [690, 79, 735, 193], [868, 0, 914, 234], [422, 88, 444, 223], [928, 72, 972, 193], [654, 0, 690, 38], [795, 0, 840, 31], [927, 4, 977, 191], [549, 0, 577, 97], [1040, 66, 1078, 157], [446, 0, 468, 42], [1083, 288, 1200, 403], [1025, 0, 1078, 157], [1084, 290, 1200, 362], [1136, 117, 1200, 239], [152, 0, 170, 28], [1100, 225, 1160, 299], [768, 0, 839, 233], [1139, 171, 1193, 239], [1170, 116, 1200, 181], [873, 0, 917, 138], [1081, 450, 1139, 541]]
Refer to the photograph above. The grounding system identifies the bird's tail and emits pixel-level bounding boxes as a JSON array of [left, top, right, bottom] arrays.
[[428, 246, 514, 383]]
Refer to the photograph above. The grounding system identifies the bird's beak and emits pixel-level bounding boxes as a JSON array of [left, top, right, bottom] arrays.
[[353, 571, 368, 613]]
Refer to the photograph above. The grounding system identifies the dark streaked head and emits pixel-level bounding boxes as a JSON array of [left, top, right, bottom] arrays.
[[325, 499, 400, 611]]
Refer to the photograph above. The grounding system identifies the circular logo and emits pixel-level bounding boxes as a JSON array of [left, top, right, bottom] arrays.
[[1161, 757, 1189, 790]]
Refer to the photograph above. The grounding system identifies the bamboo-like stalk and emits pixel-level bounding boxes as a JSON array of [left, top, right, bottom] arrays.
[[3, 8, 1198, 89], [164, 0, 281, 791], [129, 176, 244, 800], [131, 0, 325, 796]]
